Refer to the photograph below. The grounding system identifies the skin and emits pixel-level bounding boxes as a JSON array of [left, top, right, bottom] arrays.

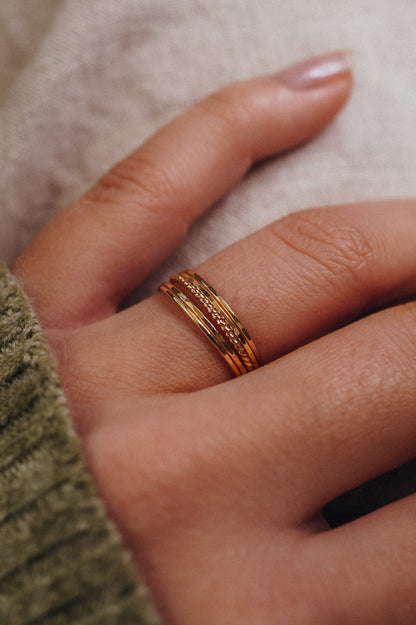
[[12, 58, 416, 624]]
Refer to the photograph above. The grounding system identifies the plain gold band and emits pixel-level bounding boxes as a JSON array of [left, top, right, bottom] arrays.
[[159, 271, 262, 376]]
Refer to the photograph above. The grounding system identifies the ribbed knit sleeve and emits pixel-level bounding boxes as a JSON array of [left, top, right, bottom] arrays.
[[0, 263, 161, 625]]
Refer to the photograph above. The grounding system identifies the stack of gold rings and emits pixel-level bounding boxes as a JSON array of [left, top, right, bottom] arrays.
[[159, 270, 262, 376]]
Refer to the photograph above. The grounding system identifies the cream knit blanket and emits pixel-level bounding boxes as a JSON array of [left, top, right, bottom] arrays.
[[1, 0, 415, 301]]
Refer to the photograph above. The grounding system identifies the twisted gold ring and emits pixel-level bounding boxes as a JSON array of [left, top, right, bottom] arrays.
[[159, 270, 262, 376]]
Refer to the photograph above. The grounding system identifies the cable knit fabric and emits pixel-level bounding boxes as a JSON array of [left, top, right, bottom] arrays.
[[0, 263, 161, 625]]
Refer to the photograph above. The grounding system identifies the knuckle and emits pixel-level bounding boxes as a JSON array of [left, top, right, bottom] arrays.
[[270, 209, 376, 287], [197, 83, 255, 147], [84, 151, 178, 214]]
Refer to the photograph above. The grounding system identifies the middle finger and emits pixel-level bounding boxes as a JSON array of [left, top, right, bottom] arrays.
[[108, 199, 416, 392]]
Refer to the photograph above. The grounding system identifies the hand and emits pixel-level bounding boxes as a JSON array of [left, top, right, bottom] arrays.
[[13, 52, 416, 624]]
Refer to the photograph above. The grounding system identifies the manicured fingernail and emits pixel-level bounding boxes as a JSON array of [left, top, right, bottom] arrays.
[[276, 51, 352, 90]]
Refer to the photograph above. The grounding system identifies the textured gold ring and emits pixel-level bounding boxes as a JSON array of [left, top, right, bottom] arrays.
[[159, 270, 262, 376]]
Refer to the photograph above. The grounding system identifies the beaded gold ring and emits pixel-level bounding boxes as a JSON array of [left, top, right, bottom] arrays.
[[159, 270, 262, 376]]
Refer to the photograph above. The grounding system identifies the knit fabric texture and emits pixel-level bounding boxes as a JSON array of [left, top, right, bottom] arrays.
[[0, 263, 161, 625]]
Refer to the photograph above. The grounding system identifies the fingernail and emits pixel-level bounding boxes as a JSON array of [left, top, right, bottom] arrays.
[[276, 51, 352, 90]]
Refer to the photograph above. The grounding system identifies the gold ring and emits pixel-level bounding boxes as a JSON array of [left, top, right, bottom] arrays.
[[159, 270, 262, 376]]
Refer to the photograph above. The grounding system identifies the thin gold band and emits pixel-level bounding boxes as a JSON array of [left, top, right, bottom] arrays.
[[159, 271, 262, 376]]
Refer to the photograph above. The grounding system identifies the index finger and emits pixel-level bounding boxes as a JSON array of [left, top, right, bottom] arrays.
[[14, 51, 352, 329]]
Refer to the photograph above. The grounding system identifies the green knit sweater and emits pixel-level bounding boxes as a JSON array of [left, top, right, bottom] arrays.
[[0, 263, 161, 625]]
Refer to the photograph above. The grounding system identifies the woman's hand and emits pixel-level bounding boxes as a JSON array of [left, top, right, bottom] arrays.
[[13, 52, 416, 624]]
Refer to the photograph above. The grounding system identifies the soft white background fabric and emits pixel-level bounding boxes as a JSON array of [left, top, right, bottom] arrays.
[[1, 0, 415, 300]]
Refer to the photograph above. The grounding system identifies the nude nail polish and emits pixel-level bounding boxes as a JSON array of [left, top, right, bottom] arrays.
[[276, 51, 352, 90]]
